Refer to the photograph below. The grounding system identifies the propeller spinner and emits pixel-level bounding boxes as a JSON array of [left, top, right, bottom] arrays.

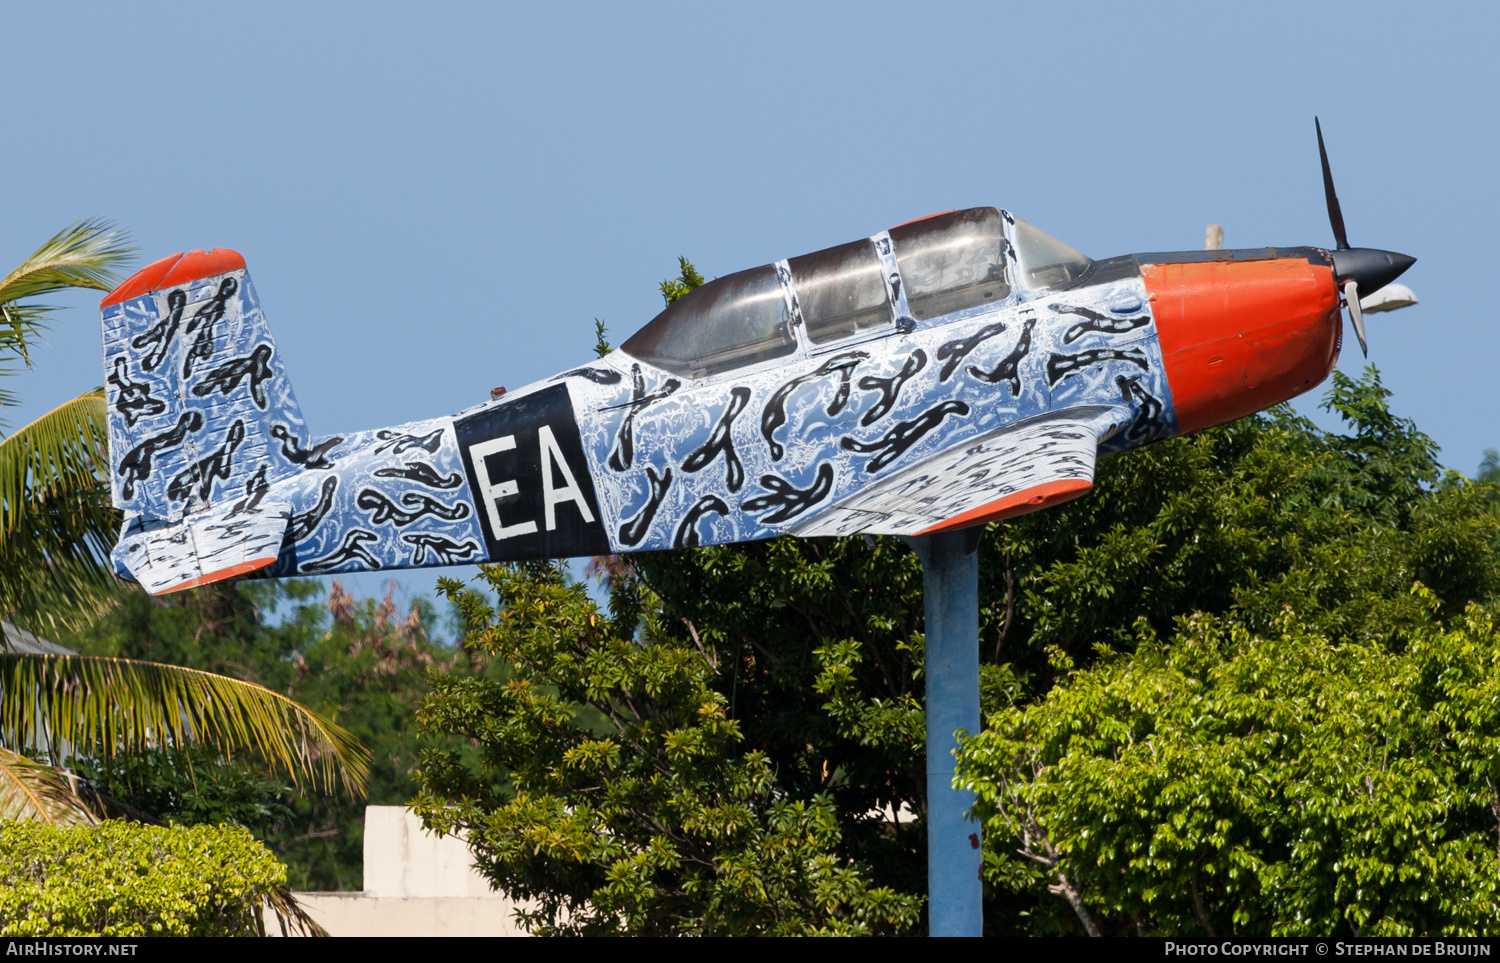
[[1316, 117, 1417, 356]]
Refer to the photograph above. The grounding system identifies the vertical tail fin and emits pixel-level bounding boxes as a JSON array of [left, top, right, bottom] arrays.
[[101, 250, 310, 590], [101, 249, 309, 518]]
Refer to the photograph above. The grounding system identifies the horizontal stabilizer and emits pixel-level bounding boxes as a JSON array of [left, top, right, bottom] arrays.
[[790, 406, 1117, 537], [114, 500, 289, 595]]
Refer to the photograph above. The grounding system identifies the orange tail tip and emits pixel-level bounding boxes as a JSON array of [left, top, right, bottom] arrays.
[[100, 248, 247, 308], [914, 477, 1093, 535]]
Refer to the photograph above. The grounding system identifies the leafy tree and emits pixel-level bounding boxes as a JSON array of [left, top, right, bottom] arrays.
[[956, 599, 1500, 936], [72, 747, 294, 837], [268, 580, 471, 889], [0, 821, 321, 936], [952, 378, 1500, 933], [657, 256, 705, 306], [414, 561, 923, 935], [1480, 448, 1500, 486], [2, 649, 367, 825], [1479, 449, 1499, 512], [991, 368, 1496, 687]]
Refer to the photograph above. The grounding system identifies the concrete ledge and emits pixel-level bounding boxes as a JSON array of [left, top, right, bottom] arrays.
[[267, 893, 529, 938]]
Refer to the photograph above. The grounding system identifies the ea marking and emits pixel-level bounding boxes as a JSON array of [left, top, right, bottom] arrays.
[[455, 384, 609, 561]]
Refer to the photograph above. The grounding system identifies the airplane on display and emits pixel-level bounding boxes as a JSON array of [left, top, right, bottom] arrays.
[[101, 122, 1414, 594]]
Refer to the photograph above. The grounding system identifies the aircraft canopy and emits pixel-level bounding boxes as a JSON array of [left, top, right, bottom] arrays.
[[622, 207, 1090, 379]]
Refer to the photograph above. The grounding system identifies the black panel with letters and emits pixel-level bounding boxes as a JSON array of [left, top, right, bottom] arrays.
[[455, 384, 610, 561]]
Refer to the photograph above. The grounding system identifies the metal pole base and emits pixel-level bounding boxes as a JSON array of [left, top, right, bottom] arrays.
[[905, 530, 983, 937]]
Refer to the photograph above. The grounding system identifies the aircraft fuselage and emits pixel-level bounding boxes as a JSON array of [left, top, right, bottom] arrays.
[[100, 211, 1348, 592]]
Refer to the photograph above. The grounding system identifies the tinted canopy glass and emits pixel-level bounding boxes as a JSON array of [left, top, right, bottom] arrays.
[[621, 265, 796, 379], [1011, 216, 1091, 290], [789, 238, 890, 344], [889, 208, 1010, 321]]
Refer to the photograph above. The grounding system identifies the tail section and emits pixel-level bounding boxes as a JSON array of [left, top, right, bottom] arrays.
[[101, 250, 311, 591], [103, 248, 605, 592]]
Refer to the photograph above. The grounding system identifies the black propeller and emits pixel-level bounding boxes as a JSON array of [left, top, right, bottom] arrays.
[[1315, 117, 1416, 356]]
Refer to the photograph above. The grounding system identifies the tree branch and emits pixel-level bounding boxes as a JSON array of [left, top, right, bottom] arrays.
[[1189, 868, 1216, 937], [994, 542, 1016, 664], [681, 617, 716, 672]]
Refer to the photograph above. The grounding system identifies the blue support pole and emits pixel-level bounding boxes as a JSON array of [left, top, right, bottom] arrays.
[[906, 530, 983, 937]]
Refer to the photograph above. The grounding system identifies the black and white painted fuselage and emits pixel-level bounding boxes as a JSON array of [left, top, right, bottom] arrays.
[[103, 206, 1391, 592]]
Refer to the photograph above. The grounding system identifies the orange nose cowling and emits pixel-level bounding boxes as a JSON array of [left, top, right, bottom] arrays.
[[1142, 257, 1340, 436]]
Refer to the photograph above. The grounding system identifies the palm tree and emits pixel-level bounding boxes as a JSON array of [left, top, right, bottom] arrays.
[[0, 221, 368, 824], [0, 651, 368, 824], [0, 220, 127, 636]]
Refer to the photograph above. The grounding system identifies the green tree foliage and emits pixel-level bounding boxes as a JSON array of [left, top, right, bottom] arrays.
[[627, 535, 932, 900], [1, 652, 366, 798], [658, 256, 705, 306], [957, 600, 1500, 936], [993, 369, 1497, 689], [1479, 449, 1500, 511], [956, 374, 1500, 933], [414, 562, 923, 935], [1479, 448, 1500, 485], [63, 578, 473, 890], [0, 821, 320, 936], [73, 748, 293, 836]]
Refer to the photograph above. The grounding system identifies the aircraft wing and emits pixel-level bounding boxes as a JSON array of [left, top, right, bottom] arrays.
[[789, 406, 1119, 537]]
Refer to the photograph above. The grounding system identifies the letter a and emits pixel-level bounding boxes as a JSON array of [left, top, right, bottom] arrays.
[[538, 426, 595, 531]]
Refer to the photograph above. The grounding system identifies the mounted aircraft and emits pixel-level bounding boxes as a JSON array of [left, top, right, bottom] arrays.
[[101, 121, 1414, 593]]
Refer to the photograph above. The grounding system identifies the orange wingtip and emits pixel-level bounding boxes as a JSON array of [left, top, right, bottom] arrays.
[[100, 248, 246, 308], [914, 478, 1093, 535], [156, 555, 276, 595]]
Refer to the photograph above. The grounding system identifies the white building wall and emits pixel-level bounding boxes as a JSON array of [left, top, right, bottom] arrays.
[[267, 805, 529, 937]]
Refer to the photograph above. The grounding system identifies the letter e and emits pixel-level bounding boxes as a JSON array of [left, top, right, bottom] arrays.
[[469, 435, 538, 540]]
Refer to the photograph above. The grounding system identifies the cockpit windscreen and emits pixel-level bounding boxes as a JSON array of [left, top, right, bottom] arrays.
[[1010, 216, 1090, 290], [621, 265, 796, 379]]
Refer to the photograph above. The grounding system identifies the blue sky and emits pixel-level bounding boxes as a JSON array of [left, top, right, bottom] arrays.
[[3, 1, 1493, 607]]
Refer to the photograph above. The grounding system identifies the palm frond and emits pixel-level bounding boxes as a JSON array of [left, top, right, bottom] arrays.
[[0, 654, 369, 797], [263, 886, 331, 937], [0, 540, 121, 638], [0, 388, 121, 635], [0, 218, 135, 303], [0, 219, 135, 369], [0, 388, 109, 534], [0, 746, 97, 825]]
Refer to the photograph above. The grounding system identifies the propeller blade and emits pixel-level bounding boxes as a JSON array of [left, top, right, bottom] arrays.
[[1317, 117, 1351, 251], [1343, 279, 1367, 357]]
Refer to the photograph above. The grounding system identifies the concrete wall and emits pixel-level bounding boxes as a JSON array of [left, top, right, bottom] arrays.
[[274, 892, 528, 937], [362, 806, 500, 899], [267, 806, 529, 937]]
